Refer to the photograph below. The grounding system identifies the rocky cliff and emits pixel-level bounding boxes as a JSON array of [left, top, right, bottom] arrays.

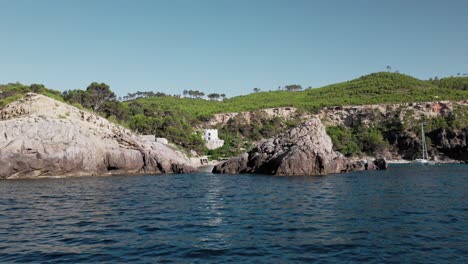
[[319, 100, 468, 127], [430, 128, 468, 161], [319, 100, 468, 161], [213, 117, 386, 176], [206, 107, 303, 127], [206, 101, 468, 128], [206, 100, 468, 162], [0, 93, 195, 179]]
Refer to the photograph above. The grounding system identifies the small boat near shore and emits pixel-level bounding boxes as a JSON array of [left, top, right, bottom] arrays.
[[415, 158, 429, 164], [198, 165, 215, 173]]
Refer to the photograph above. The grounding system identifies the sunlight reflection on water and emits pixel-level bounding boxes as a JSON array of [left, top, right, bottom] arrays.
[[0, 164, 467, 263]]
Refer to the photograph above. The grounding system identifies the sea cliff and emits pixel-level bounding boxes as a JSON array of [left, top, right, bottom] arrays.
[[0, 93, 195, 179]]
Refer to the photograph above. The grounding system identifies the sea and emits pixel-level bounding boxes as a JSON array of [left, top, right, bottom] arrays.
[[0, 164, 466, 263]]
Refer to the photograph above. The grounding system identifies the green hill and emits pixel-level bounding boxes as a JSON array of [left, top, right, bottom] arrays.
[[3, 72, 466, 118], [431, 76, 468, 90], [127, 72, 468, 120], [2, 72, 468, 157]]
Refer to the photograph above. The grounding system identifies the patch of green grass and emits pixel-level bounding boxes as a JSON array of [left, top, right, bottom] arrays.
[[0, 94, 24, 109]]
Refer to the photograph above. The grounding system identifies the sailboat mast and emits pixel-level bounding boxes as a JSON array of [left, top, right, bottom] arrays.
[[420, 123, 428, 160]]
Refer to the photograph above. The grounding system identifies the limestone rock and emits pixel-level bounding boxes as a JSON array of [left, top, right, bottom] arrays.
[[0, 93, 195, 179], [212, 153, 249, 174], [319, 101, 468, 127], [206, 107, 303, 127], [213, 117, 382, 176]]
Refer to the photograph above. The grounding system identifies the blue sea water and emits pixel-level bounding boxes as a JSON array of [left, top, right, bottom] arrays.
[[0, 164, 466, 263]]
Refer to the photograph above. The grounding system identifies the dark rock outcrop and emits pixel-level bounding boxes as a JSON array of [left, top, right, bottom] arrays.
[[431, 128, 468, 161], [213, 118, 384, 176], [319, 100, 468, 162], [372, 158, 388, 170], [0, 93, 196, 179]]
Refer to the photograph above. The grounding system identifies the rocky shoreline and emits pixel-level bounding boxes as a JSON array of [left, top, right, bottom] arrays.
[[213, 118, 387, 176], [205, 100, 468, 163], [1, 93, 466, 180], [0, 93, 195, 179]]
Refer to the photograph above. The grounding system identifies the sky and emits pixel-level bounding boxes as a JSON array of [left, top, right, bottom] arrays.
[[0, 0, 467, 97]]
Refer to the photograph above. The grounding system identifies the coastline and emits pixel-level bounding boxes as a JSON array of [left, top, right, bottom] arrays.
[[4, 159, 467, 180]]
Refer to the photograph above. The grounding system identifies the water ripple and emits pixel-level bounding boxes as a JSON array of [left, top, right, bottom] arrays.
[[0, 164, 467, 263]]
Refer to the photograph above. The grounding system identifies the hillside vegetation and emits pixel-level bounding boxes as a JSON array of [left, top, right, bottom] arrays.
[[127, 72, 468, 119], [0, 83, 63, 108], [2, 72, 468, 157]]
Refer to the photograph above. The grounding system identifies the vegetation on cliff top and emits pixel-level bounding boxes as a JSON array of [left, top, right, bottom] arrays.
[[3, 72, 467, 117], [1, 72, 468, 157], [126, 72, 468, 120]]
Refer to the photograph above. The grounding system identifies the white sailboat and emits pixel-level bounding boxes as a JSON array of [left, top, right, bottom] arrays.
[[415, 123, 430, 164]]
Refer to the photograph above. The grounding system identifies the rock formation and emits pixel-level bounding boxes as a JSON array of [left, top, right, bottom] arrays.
[[205, 101, 468, 129], [205, 107, 305, 127], [430, 128, 468, 161], [319, 100, 468, 127], [204, 100, 468, 162], [213, 117, 385, 176], [0, 93, 195, 179], [318, 101, 468, 161]]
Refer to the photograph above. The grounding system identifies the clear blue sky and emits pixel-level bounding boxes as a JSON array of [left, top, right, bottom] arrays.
[[1, 0, 467, 97]]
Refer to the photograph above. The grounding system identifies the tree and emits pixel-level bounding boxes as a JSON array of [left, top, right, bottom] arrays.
[[62, 89, 89, 106], [128, 114, 151, 134], [101, 100, 129, 121], [358, 127, 388, 154], [187, 90, 204, 98], [207, 93, 220, 101], [30, 84, 45, 93], [253, 88, 261, 93], [85, 82, 116, 112], [285, 84, 302, 91], [327, 126, 360, 156], [386, 65, 392, 72]]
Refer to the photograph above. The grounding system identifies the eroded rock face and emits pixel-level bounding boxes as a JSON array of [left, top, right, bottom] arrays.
[[431, 128, 468, 161], [206, 107, 303, 127], [213, 117, 382, 176], [0, 93, 195, 179], [319, 101, 468, 127]]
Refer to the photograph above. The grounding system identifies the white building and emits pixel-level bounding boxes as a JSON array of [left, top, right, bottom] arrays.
[[202, 129, 224, 150]]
